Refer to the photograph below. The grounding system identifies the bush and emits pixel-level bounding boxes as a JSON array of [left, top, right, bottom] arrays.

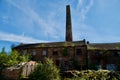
[[63, 70, 120, 80], [29, 58, 61, 80]]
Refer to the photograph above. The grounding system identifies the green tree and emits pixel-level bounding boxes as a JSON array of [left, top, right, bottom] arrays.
[[0, 47, 8, 68], [29, 58, 61, 80], [0, 48, 30, 67], [1, 47, 6, 54], [7, 50, 19, 67], [18, 54, 30, 62]]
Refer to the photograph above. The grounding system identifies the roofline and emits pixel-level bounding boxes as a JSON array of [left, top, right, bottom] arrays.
[[87, 42, 120, 45], [13, 40, 86, 49]]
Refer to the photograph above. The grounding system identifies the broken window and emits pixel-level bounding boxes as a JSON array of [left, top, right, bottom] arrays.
[[76, 48, 82, 55], [55, 60, 59, 66], [106, 64, 116, 71], [53, 50, 58, 56], [114, 51, 120, 57]]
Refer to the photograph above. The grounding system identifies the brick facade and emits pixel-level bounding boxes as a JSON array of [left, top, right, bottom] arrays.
[[14, 41, 87, 70], [88, 43, 120, 70]]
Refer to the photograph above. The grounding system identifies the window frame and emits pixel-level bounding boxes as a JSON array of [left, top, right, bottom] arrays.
[[75, 48, 82, 55], [32, 50, 36, 56], [52, 50, 58, 56], [42, 50, 47, 56]]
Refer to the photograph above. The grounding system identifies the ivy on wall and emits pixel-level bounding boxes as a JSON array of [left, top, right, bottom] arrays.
[[62, 48, 68, 57]]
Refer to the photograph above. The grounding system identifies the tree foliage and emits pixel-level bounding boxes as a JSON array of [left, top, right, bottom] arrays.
[[29, 58, 61, 80], [0, 47, 8, 68], [62, 48, 68, 57], [0, 48, 30, 68]]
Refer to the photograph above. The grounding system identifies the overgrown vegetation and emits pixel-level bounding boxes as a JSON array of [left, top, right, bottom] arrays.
[[0, 48, 120, 80], [0, 47, 30, 68], [63, 70, 120, 80], [0, 47, 31, 79], [62, 48, 68, 57], [29, 58, 61, 80]]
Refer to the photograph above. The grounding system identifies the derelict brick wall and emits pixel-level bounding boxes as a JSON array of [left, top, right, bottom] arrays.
[[15, 45, 87, 67], [2, 68, 19, 80]]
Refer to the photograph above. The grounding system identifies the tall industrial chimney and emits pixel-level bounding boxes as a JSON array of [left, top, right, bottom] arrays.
[[66, 5, 73, 42]]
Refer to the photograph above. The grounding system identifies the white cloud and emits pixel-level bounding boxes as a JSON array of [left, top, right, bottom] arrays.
[[1, 0, 120, 44], [0, 31, 47, 43], [71, 0, 95, 41], [77, 0, 83, 8], [6, 0, 59, 39], [6, 0, 46, 26], [77, 0, 94, 20]]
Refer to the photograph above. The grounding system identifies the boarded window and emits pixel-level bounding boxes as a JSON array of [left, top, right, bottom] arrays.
[[42, 50, 47, 56], [32, 50, 36, 55], [23, 50, 27, 55]]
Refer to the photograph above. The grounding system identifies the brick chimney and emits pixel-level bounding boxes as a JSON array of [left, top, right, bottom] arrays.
[[66, 5, 73, 42]]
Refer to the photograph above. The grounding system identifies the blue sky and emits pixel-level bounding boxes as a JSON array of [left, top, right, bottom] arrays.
[[0, 0, 120, 52]]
